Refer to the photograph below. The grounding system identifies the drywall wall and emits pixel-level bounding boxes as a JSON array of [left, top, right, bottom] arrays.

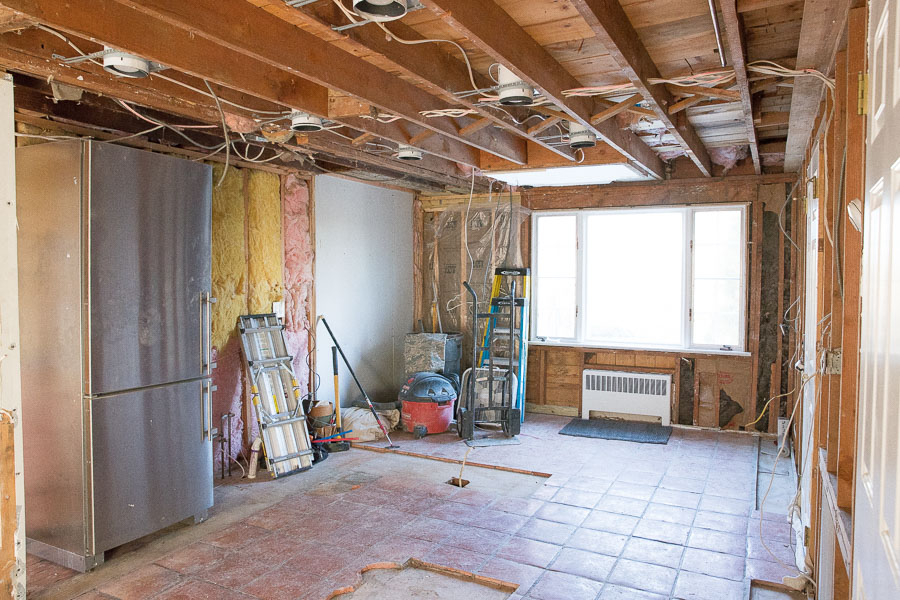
[[314, 176, 413, 405]]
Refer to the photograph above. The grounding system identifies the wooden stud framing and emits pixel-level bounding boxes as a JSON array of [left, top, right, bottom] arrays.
[[590, 94, 642, 125], [836, 6, 866, 513]]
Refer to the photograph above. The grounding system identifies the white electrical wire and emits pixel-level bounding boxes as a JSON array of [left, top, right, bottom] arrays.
[[205, 80, 231, 186]]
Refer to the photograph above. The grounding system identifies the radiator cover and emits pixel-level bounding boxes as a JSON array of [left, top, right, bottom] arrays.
[[581, 369, 672, 425]]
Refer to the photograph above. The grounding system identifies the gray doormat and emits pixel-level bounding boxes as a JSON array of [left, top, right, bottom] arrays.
[[465, 436, 522, 447], [559, 418, 672, 444]]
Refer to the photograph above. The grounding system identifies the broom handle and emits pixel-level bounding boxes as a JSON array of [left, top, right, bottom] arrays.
[[320, 317, 393, 441]]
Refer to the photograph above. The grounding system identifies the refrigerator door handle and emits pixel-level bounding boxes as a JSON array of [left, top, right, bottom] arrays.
[[201, 378, 215, 441], [202, 292, 217, 376]]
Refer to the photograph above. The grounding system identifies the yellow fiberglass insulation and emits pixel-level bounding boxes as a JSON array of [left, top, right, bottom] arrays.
[[210, 164, 247, 352], [247, 170, 284, 314]]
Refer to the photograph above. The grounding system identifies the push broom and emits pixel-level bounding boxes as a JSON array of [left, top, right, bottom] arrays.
[[318, 316, 399, 449]]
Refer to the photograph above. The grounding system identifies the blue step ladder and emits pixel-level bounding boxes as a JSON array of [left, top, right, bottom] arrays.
[[478, 267, 530, 422]]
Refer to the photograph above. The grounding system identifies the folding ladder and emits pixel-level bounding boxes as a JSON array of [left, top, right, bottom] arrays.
[[478, 267, 530, 422], [238, 314, 314, 478]]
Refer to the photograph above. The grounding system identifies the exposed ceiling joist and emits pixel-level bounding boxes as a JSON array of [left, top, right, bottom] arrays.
[[569, 0, 714, 177], [111, 0, 527, 165], [281, 1, 577, 163], [0, 0, 526, 166], [782, 0, 849, 172], [422, 0, 666, 180], [720, 0, 761, 174], [0, 37, 478, 190]]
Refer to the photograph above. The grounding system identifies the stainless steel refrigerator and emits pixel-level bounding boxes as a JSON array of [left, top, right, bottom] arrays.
[[16, 141, 214, 571]]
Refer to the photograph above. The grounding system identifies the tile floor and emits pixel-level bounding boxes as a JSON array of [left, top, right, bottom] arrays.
[[28, 414, 801, 600]]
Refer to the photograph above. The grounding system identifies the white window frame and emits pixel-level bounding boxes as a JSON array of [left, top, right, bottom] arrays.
[[530, 203, 748, 353]]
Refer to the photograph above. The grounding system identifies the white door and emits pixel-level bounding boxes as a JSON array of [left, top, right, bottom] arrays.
[[853, 0, 900, 597]]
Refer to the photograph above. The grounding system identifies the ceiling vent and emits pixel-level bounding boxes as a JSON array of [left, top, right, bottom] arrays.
[[102, 46, 151, 78], [496, 65, 534, 106], [568, 122, 597, 149], [290, 111, 324, 132], [397, 144, 424, 160], [352, 0, 408, 22]]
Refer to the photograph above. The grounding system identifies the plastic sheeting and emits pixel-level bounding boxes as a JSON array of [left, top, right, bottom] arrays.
[[422, 197, 530, 373]]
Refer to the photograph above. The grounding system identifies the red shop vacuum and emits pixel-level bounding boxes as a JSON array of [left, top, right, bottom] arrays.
[[399, 372, 458, 438]]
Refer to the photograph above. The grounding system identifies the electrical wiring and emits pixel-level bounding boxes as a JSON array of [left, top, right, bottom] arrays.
[[115, 100, 225, 149], [150, 72, 292, 117], [38, 24, 104, 68], [116, 98, 218, 130], [205, 80, 231, 187]]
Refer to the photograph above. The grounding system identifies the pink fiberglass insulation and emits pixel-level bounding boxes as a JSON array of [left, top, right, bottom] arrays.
[[282, 174, 315, 396]]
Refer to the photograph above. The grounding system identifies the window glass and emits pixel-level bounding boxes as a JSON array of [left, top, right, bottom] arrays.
[[583, 210, 685, 346], [692, 209, 743, 347], [534, 215, 577, 339]]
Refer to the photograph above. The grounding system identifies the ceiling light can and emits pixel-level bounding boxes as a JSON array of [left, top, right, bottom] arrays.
[[102, 46, 151, 78], [290, 111, 324, 132], [397, 144, 424, 160], [568, 121, 597, 149], [496, 65, 534, 106], [352, 0, 408, 22]]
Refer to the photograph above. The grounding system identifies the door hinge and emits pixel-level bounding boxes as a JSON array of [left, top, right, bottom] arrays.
[[824, 349, 842, 375], [688, 308, 692, 321], [858, 71, 868, 115], [804, 526, 811, 547]]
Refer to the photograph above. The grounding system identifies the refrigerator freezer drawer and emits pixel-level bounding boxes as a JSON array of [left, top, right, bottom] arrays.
[[91, 379, 212, 552]]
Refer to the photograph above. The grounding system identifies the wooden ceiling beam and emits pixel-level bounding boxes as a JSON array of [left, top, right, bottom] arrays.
[[720, 0, 761, 174], [0, 0, 523, 167], [0, 40, 477, 189], [423, 0, 665, 180], [284, 1, 576, 162], [108, 0, 527, 165], [666, 85, 741, 101], [782, 0, 849, 172], [569, 0, 714, 176]]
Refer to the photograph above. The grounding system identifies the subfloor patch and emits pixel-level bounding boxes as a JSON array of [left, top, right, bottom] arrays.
[[331, 562, 513, 600]]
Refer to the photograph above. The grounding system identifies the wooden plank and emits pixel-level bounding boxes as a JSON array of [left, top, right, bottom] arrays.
[[668, 95, 706, 115], [590, 94, 642, 124], [350, 132, 374, 147], [836, 7, 866, 513], [720, 0, 761, 174], [413, 196, 424, 329], [423, 0, 667, 180], [747, 193, 763, 428], [527, 116, 561, 136], [569, 0, 714, 176], [408, 129, 436, 147], [458, 118, 492, 137], [783, 0, 850, 171], [595, 97, 657, 118], [665, 85, 742, 101]]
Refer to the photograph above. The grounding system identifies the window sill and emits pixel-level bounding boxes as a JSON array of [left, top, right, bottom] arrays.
[[528, 339, 751, 357]]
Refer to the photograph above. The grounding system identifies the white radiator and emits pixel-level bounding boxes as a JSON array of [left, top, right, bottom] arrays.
[[581, 369, 672, 425]]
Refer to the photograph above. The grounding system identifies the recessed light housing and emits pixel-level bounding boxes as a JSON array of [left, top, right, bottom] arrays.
[[496, 65, 534, 106], [397, 144, 424, 160], [102, 46, 151, 78], [352, 0, 408, 22], [290, 111, 324, 133], [568, 121, 597, 149]]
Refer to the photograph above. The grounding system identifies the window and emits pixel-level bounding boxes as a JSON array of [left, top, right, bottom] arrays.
[[532, 205, 747, 351]]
